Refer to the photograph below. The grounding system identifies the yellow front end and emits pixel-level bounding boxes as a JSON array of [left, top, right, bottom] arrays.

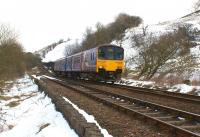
[[96, 59, 124, 73]]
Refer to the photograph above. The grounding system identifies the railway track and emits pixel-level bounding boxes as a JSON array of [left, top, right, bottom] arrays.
[[84, 80, 200, 104], [42, 67, 200, 104], [43, 77, 200, 137]]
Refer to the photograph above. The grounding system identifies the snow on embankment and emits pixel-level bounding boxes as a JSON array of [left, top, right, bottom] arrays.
[[63, 97, 113, 137], [42, 43, 68, 62], [0, 75, 78, 137], [42, 39, 80, 63], [116, 11, 200, 61], [42, 11, 200, 65], [112, 11, 200, 83], [116, 78, 200, 95], [41, 11, 200, 89]]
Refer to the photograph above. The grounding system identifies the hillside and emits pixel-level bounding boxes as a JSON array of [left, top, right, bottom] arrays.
[[40, 11, 200, 84], [41, 10, 200, 60], [112, 10, 200, 80], [34, 39, 67, 58]]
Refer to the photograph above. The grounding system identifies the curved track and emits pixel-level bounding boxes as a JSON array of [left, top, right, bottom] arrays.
[[44, 77, 200, 137], [86, 80, 200, 104]]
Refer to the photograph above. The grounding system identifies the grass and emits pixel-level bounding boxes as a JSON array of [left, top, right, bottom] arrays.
[[4, 93, 37, 108], [0, 95, 13, 101], [8, 125, 14, 130], [6, 101, 20, 107], [37, 123, 50, 134], [0, 95, 21, 101]]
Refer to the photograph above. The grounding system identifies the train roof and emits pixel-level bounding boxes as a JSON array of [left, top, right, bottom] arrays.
[[97, 44, 122, 48], [54, 44, 123, 62]]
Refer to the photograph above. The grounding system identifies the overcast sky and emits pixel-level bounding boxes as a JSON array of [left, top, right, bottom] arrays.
[[0, 0, 198, 52]]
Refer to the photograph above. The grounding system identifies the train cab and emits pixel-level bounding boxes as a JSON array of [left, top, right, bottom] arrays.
[[96, 44, 124, 80]]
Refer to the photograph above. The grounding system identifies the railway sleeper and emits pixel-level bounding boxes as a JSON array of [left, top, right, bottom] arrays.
[[180, 125, 200, 130], [179, 124, 200, 135], [144, 112, 165, 117], [167, 120, 186, 125], [121, 104, 138, 108], [154, 116, 175, 121], [86, 91, 102, 94], [126, 105, 146, 109], [137, 109, 152, 113], [114, 102, 129, 106]]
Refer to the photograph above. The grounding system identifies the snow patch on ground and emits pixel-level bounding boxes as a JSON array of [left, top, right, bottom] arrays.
[[34, 74, 200, 96], [0, 75, 78, 137], [63, 97, 113, 137], [168, 84, 200, 95], [115, 78, 155, 88], [42, 39, 79, 63], [32, 75, 62, 82], [116, 78, 200, 95], [42, 43, 67, 62]]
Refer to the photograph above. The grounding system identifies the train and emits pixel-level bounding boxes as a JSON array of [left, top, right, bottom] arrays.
[[53, 44, 124, 82]]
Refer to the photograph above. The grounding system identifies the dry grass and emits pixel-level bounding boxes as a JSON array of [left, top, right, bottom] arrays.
[[6, 101, 20, 107], [0, 95, 21, 101], [37, 123, 50, 134], [4, 92, 37, 108], [191, 79, 200, 86], [188, 88, 198, 95], [0, 95, 13, 101], [8, 125, 14, 130], [151, 74, 184, 87]]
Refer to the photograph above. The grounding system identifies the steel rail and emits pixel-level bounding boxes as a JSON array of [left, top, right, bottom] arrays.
[[43, 77, 200, 137]]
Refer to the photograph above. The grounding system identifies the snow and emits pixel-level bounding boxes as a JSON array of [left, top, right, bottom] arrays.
[[32, 75, 62, 82], [115, 78, 200, 95], [168, 84, 194, 93], [42, 39, 80, 63], [0, 75, 78, 137], [36, 72, 200, 96], [191, 45, 200, 63], [115, 78, 155, 88], [63, 97, 113, 137], [168, 84, 200, 94], [6, 74, 113, 137], [42, 43, 67, 62]]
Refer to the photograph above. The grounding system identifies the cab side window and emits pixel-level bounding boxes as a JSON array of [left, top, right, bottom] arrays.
[[91, 53, 92, 60]]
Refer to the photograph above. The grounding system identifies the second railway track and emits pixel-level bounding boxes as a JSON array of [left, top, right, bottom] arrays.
[[69, 78, 200, 115], [83, 80, 200, 104], [43, 77, 200, 137]]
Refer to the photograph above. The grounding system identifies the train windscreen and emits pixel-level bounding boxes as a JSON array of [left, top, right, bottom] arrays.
[[98, 46, 124, 60]]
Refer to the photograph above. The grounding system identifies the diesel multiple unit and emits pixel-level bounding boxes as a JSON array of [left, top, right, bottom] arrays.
[[54, 44, 124, 81]]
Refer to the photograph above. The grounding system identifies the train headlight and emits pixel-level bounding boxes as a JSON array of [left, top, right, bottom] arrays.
[[99, 66, 103, 69]]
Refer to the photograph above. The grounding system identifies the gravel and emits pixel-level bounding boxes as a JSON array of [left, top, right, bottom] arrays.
[[42, 79, 171, 137]]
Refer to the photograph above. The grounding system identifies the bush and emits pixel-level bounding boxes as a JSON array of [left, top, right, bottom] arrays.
[[0, 39, 25, 80], [24, 52, 41, 70], [80, 13, 142, 52], [132, 26, 195, 79]]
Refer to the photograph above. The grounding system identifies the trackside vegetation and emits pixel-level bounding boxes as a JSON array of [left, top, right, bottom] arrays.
[[0, 24, 41, 82]]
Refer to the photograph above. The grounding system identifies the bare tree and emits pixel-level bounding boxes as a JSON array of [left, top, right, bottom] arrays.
[[131, 26, 194, 79], [0, 24, 17, 45], [0, 24, 25, 80], [81, 13, 142, 50], [65, 39, 81, 57], [193, 0, 200, 11]]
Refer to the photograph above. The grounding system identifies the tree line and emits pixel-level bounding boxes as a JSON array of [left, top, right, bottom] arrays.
[[65, 13, 142, 56], [0, 24, 41, 81], [129, 24, 198, 79], [64, 12, 198, 80]]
